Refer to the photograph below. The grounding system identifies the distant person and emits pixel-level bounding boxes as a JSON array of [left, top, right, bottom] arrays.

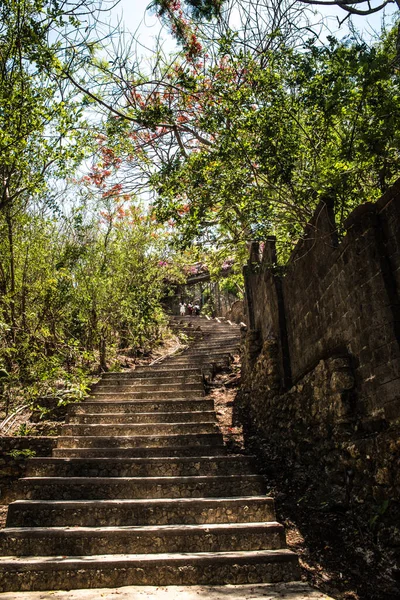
[[194, 303, 200, 316], [179, 301, 186, 316], [187, 302, 193, 315]]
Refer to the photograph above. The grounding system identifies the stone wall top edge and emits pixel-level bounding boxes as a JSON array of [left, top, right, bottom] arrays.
[[343, 202, 376, 230], [273, 180, 400, 274], [376, 177, 400, 213], [286, 200, 335, 268]]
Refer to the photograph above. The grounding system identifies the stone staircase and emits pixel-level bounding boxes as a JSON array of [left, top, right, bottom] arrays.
[[0, 316, 300, 592]]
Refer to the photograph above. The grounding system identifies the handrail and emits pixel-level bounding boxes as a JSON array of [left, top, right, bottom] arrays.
[[149, 343, 188, 366], [0, 403, 30, 434]]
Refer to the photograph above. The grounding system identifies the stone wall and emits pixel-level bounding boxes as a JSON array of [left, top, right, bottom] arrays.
[[237, 180, 400, 563], [0, 437, 57, 504], [225, 300, 245, 324]]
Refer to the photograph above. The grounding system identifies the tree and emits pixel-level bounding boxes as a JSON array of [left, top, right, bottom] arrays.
[[151, 0, 399, 22], [79, 17, 400, 261], [0, 0, 94, 360], [0, 0, 190, 413]]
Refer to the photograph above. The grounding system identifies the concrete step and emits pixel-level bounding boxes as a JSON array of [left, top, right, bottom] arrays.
[[179, 337, 240, 343], [174, 331, 240, 339], [67, 411, 217, 425], [61, 422, 219, 437], [52, 445, 227, 458], [165, 356, 234, 363], [69, 399, 215, 414], [26, 455, 256, 478], [165, 351, 233, 359], [94, 378, 204, 387], [163, 353, 232, 361], [0, 549, 300, 591], [6, 496, 277, 527], [177, 340, 239, 347], [0, 583, 342, 600], [185, 338, 239, 345], [99, 370, 203, 382], [176, 348, 238, 356], [56, 432, 223, 449], [0, 522, 286, 556], [89, 390, 205, 400], [171, 328, 240, 336], [159, 358, 230, 368], [19, 475, 266, 500], [182, 348, 238, 355], [91, 383, 205, 393], [101, 368, 203, 379], [172, 318, 240, 328]]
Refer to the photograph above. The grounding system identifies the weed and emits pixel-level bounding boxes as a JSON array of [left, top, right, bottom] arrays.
[[6, 448, 36, 459]]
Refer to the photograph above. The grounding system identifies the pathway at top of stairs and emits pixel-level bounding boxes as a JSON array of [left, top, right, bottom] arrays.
[[0, 315, 316, 594]]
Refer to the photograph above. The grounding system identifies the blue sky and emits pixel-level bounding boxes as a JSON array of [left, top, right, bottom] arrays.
[[112, 0, 398, 52]]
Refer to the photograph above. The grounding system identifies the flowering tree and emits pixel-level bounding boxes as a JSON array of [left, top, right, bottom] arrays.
[[71, 11, 400, 264], [152, 0, 399, 22]]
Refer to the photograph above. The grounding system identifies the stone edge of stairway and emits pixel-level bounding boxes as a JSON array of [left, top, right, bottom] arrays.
[[0, 582, 336, 599]]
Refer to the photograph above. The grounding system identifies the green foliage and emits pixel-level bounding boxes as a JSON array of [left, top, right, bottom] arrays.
[[0, 0, 187, 414], [6, 448, 37, 459], [14, 424, 34, 437], [3, 0, 399, 415], [112, 23, 400, 260], [369, 499, 390, 530], [0, 0, 88, 216], [0, 202, 186, 412]]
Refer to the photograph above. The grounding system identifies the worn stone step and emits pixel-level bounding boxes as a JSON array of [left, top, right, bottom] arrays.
[[101, 368, 203, 379], [26, 455, 256, 478], [162, 354, 232, 362], [94, 374, 203, 385], [52, 445, 227, 458], [0, 522, 285, 556], [19, 474, 266, 500], [6, 496, 276, 527], [173, 317, 239, 327], [61, 422, 219, 437], [177, 348, 238, 355], [165, 351, 233, 360], [89, 390, 205, 400], [175, 340, 237, 347], [187, 339, 238, 346], [184, 321, 239, 326], [159, 358, 230, 368], [166, 356, 234, 364], [197, 339, 239, 343], [171, 327, 240, 336], [91, 383, 205, 393], [0, 549, 300, 591], [174, 330, 240, 339], [69, 399, 215, 414], [183, 349, 238, 356], [182, 337, 240, 343], [67, 411, 217, 425], [56, 433, 223, 449]]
